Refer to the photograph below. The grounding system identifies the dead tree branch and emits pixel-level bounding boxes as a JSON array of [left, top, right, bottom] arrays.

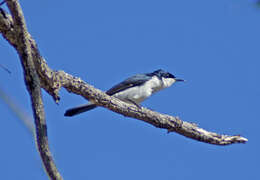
[[0, 0, 247, 178], [2, 0, 62, 179], [0, 5, 248, 145]]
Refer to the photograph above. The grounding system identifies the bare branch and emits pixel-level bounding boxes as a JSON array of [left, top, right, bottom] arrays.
[[0, 1, 247, 149], [3, 0, 62, 180], [46, 71, 249, 145]]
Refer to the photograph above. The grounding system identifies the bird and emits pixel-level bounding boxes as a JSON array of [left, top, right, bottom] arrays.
[[64, 69, 184, 117]]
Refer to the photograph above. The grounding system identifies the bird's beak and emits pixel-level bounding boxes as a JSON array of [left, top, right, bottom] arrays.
[[174, 78, 185, 82]]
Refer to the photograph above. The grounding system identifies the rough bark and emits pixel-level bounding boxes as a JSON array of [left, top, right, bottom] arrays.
[[0, 0, 247, 179], [2, 1, 62, 179]]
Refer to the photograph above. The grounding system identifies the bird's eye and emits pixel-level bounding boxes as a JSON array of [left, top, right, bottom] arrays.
[[167, 73, 175, 79]]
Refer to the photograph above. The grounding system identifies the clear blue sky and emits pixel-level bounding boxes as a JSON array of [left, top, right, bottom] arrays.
[[0, 0, 259, 179]]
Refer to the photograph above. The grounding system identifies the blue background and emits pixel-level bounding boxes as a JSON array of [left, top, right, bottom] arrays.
[[0, 0, 259, 179]]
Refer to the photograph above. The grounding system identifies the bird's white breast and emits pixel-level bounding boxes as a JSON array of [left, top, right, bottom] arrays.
[[162, 77, 176, 88], [113, 76, 163, 104]]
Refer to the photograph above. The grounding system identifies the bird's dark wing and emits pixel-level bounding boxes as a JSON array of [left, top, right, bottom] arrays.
[[106, 74, 152, 95]]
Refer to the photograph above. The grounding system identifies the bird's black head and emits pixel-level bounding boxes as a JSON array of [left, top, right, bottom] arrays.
[[152, 69, 175, 79], [151, 69, 184, 82]]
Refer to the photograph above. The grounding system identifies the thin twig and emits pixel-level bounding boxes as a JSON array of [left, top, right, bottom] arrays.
[[0, 86, 34, 134], [0, 63, 11, 74], [0, 1, 5, 6]]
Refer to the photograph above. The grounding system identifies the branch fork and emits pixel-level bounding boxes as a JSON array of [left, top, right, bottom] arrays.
[[0, 1, 248, 179]]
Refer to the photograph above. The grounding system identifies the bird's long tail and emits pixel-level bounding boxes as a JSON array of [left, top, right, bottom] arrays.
[[64, 103, 97, 117]]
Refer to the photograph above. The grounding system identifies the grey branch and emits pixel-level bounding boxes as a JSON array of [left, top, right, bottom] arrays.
[[3, 0, 62, 180], [0, 1, 247, 178]]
